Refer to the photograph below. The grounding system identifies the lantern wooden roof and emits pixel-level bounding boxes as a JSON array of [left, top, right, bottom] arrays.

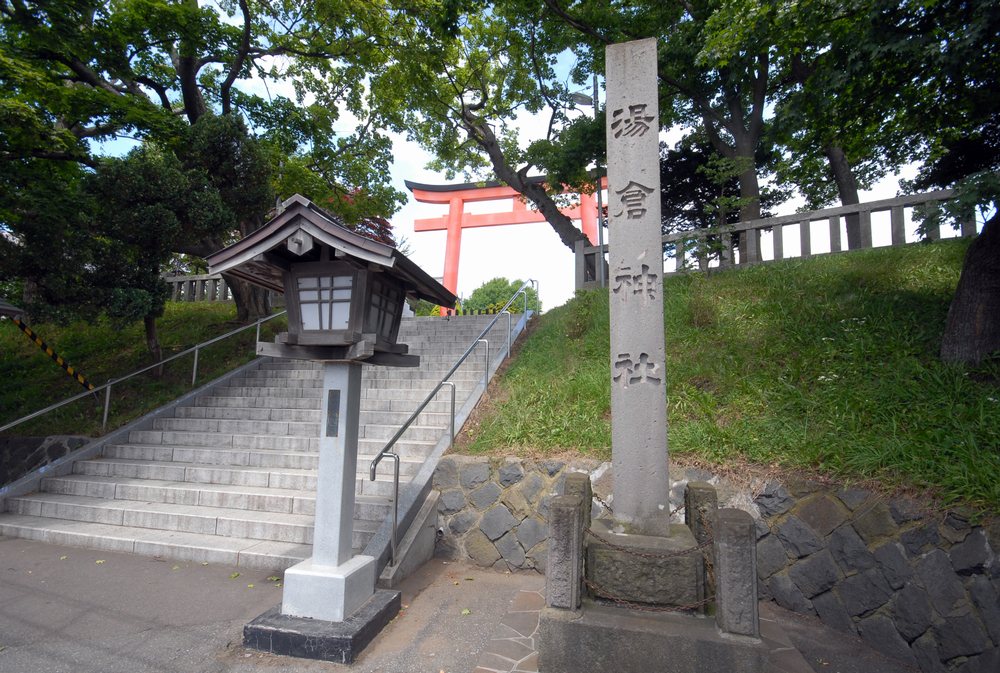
[[205, 194, 456, 308]]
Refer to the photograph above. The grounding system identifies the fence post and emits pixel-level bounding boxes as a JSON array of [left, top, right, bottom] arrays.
[[574, 239, 586, 290], [890, 205, 906, 247], [860, 209, 873, 248], [773, 223, 784, 261], [800, 219, 812, 258], [829, 216, 842, 253]]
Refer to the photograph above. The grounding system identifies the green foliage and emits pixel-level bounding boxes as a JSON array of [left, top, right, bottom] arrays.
[[467, 239, 1000, 510], [0, 302, 287, 437], [463, 278, 539, 314]]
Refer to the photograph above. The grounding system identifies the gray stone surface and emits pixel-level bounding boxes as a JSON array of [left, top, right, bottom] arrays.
[[756, 533, 788, 579], [540, 459, 565, 476], [517, 517, 548, 552], [857, 614, 919, 668], [498, 461, 524, 487], [563, 472, 593, 530], [911, 630, 948, 673], [852, 502, 898, 543], [811, 590, 856, 634], [459, 461, 490, 490], [968, 575, 1000, 645], [788, 550, 839, 598], [933, 609, 991, 660], [951, 529, 992, 574], [775, 515, 824, 558], [797, 495, 849, 537], [837, 569, 892, 617], [835, 488, 871, 511], [755, 481, 794, 517], [769, 572, 813, 614], [468, 481, 502, 510], [684, 481, 718, 545], [465, 529, 502, 566], [873, 542, 912, 589], [889, 498, 924, 524], [902, 523, 941, 556], [956, 648, 1000, 673], [519, 472, 546, 504], [587, 521, 702, 606], [439, 488, 467, 515], [546, 495, 583, 610], [829, 524, 876, 573], [479, 504, 518, 541], [892, 584, 934, 642], [433, 458, 458, 489], [494, 530, 526, 568], [915, 550, 966, 616], [447, 510, 479, 536], [714, 508, 759, 637], [606, 38, 669, 535]]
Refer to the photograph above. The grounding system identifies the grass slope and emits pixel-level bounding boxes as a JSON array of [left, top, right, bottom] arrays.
[[1, 303, 286, 437], [464, 239, 1000, 511]]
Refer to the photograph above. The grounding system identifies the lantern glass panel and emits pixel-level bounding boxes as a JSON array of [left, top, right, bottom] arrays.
[[367, 277, 402, 340], [297, 274, 353, 331]]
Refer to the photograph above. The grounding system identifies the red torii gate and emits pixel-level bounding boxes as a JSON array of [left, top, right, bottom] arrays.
[[406, 178, 605, 305]]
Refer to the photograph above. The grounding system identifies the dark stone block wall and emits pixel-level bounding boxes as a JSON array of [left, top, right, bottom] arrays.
[[436, 457, 998, 672], [1, 436, 88, 488]]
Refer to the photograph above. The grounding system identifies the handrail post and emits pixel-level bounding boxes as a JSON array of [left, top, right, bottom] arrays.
[[478, 338, 489, 384], [503, 310, 512, 357], [255, 319, 262, 345], [442, 381, 456, 443], [102, 380, 113, 432], [390, 453, 400, 565], [191, 347, 200, 386]]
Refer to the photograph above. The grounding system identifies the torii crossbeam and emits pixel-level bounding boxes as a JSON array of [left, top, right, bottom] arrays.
[[406, 178, 606, 306]]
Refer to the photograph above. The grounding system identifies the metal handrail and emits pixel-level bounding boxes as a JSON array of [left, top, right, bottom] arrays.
[[1, 311, 287, 435], [370, 279, 538, 564]]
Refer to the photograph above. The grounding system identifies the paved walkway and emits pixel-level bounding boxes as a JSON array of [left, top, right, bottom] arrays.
[[0, 536, 915, 673]]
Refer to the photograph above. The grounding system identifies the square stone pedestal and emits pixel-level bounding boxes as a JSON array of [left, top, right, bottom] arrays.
[[586, 520, 704, 607], [281, 554, 376, 622], [244, 589, 401, 664]]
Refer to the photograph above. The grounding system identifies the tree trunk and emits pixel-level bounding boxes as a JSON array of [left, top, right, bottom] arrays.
[[736, 149, 762, 262], [824, 144, 862, 249], [940, 212, 1000, 364], [226, 275, 271, 323], [143, 313, 163, 378]]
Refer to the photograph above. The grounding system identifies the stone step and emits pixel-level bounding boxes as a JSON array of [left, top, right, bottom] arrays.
[[359, 409, 451, 427], [363, 386, 476, 402], [5, 493, 379, 548], [360, 423, 446, 443], [242, 368, 323, 380], [360, 398, 455, 414], [39, 474, 392, 520], [127, 430, 317, 451], [195, 395, 322, 410], [103, 444, 319, 470], [174, 406, 321, 422], [0, 514, 314, 571], [228, 376, 323, 388], [152, 417, 320, 437], [212, 386, 323, 399]]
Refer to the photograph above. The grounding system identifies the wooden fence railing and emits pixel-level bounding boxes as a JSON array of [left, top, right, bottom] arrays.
[[576, 188, 978, 289], [163, 273, 232, 302]]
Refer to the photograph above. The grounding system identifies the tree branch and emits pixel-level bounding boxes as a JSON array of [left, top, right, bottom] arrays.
[[221, 0, 253, 115]]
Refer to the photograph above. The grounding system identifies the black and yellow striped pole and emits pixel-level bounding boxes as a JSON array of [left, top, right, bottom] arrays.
[[4, 313, 95, 392]]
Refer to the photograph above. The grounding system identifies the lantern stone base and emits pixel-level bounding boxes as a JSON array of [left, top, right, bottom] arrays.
[[243, 589, 401, 664], [280, 555, 376, 622]]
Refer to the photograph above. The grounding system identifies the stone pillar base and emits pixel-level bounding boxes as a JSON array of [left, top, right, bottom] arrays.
[[586, 520, 704, 608], [538, 600, 771, 673], [281, 554, 376, 622]]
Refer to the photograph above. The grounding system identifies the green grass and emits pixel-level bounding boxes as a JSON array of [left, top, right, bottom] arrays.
[[465, 239, 1000, 511], [1, 302, 286, 437]]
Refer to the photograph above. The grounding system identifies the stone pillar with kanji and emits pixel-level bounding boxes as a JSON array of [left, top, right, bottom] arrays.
[[605, 37, 671, 535]]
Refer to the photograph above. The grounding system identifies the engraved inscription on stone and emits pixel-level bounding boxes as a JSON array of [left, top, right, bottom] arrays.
[[611, 104, 655, 138], [614, 181, 654, 219], [613, 352, 662, 388], [612, 262, 658, 300]]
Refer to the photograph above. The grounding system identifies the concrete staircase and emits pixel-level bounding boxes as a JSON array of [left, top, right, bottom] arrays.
[[0, 315, 512, 571]]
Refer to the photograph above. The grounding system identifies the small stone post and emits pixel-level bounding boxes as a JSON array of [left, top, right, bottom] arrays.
[[713, 508, 759, 638], [563, 472, 593, 531], [685, 481, 718, 546], [605, 38, 670, 535], [546, 495, 584, 610]]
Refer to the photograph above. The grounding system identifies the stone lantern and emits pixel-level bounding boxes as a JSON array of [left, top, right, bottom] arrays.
[[206, 194, 455, 656]]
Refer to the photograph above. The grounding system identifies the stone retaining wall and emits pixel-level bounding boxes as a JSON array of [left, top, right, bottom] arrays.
[[435, 456, 998, 673], [1, 436, 88, 488]]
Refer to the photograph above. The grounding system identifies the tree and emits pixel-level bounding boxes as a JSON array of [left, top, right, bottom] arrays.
[[464, 277, 540, 313], [0, 0, 407, 320]]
